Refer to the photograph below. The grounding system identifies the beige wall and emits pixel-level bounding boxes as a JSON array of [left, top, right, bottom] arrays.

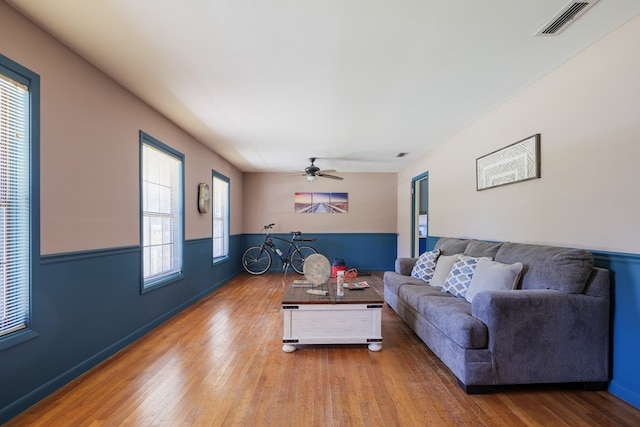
[[1, 4, 243, 255], [6, 0, 638, 256], [243, 172, 397, 234], [397, 14, 640, 257]]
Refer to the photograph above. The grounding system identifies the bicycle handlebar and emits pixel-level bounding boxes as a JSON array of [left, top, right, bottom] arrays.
[[263, 223, 314, 241]]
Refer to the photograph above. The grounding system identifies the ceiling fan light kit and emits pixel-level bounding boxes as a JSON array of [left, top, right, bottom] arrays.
[[301, 157, 344, 182]]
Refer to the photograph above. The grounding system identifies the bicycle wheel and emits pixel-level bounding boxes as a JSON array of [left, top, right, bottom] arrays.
[[242, 246, 272, 275], [290, 245, 318, 274]]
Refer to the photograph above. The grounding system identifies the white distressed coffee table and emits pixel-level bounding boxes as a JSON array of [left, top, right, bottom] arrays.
[[281, 282, 383, 352]]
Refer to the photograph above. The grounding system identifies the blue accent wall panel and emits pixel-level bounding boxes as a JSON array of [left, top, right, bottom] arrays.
[[241, 232, 397, 273], [3, 232, 637, 423], [0, 235, 244, 424], [593, 251, 640, 409], [426, 236, 440, 252]]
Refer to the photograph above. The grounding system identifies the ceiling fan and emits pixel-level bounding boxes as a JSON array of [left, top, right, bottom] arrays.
[[302, 157, 344, 182]]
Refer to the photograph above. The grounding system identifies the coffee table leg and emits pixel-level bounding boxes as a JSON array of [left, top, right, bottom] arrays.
[[282, 343, 296, 352], [368, 343, 382, 352]]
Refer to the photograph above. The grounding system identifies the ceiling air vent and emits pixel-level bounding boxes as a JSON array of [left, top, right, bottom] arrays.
[[535, 1, 599, 36]]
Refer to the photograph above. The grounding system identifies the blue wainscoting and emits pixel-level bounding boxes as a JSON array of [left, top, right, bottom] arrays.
[[0, 235, 244, 424], [592, 251, 640, 409], [7, 231, 634, 422], [0, 232, 395, 423], [425, 236, 440, 253], [241, 232, 397, 273]]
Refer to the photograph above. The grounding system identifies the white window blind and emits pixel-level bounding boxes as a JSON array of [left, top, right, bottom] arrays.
[[212, 173, 229, 259], [0, 72, 30, 337], [142, 141, 183, 286]]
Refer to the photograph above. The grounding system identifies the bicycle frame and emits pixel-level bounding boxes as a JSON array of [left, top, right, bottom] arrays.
[[261, 229, 312, 267]]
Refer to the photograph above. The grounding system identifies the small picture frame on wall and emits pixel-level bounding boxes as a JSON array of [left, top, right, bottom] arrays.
[[476, 134, 541, 191]]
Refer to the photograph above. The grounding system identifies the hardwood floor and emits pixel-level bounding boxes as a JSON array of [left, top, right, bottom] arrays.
[[7, 272, 640, 426]]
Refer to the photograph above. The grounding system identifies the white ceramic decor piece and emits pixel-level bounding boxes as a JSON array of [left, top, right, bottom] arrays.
[[303, 253, 331, 285]]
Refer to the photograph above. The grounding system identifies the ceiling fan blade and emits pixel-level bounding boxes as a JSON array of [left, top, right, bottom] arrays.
[[318, 173, 344, 180], [317, 169, 337, 174]]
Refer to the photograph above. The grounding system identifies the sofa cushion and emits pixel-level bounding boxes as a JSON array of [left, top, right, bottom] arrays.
[[434, 237, 469, 255], [430, 254, 459, 288], [464, 259, 523, 303], [410, 249, 441, 282], [494, 242, 593, 294], [383, 271, 427, 296], [442, 255, 488, 297], [399, 283, 453, 309], [418, 296, 488, 349], [464, 240, 502, 258]]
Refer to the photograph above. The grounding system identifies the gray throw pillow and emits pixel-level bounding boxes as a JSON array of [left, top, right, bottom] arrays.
[[410, 249, 441, 282], [464, 258, 524, 303], [430, 254, 459, 288]]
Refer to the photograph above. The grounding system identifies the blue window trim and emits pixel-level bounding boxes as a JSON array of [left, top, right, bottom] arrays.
[[212, 170, 230, 265], [139, 131, 185, 294], [0, 54, 41, 351]]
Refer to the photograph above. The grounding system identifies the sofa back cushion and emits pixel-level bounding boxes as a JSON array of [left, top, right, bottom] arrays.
[[494, 242, 593, 294], [463, 239, 502, 258], [434, 237, 469, 255]]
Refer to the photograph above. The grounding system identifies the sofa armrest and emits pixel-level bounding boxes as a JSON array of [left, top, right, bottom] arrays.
[[471, 290, 610, 384], [395, 257, 418, 275]]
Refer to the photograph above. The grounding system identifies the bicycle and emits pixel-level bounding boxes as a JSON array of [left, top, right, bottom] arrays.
[[242, 223, 318, 275]]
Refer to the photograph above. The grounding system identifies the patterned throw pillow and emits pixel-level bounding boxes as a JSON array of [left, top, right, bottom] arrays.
[[430, 254, 459, 288], [442, 255, 490, 297], [410, 249, 441, 282]]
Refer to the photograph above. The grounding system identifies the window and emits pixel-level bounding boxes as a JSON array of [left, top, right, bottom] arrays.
[[212, 171, 229, 262], [0, 55, 38, 342], [140, 132, 184, 291]]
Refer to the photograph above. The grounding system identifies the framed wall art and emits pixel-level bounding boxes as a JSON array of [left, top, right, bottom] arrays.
[[295, 192, 348, 213], [476, 134, 540, 191]]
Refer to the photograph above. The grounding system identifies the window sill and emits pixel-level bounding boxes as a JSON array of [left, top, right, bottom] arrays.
[[142, 272, 184, 294], [213, 255, 229, 266], [0, 328, 39, 352]]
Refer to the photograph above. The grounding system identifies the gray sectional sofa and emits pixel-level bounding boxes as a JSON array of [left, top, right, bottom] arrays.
[[383, 237, 610, 393]]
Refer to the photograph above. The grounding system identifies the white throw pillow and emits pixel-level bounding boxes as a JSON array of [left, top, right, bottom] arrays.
[[464, 258, 524, 303], [410, 249, 441, 282], [429, 254, 459, 288], [442, 255, 490, 298]]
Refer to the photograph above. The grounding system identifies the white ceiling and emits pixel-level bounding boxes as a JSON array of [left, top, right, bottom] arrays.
[[7, 0, 640, 174]]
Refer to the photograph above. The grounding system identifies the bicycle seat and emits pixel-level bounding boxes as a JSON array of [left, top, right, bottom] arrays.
[[291, 231, 302, 236]]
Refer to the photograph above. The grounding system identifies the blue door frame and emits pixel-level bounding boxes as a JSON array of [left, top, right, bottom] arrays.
[[411, 172, 428, 257]]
